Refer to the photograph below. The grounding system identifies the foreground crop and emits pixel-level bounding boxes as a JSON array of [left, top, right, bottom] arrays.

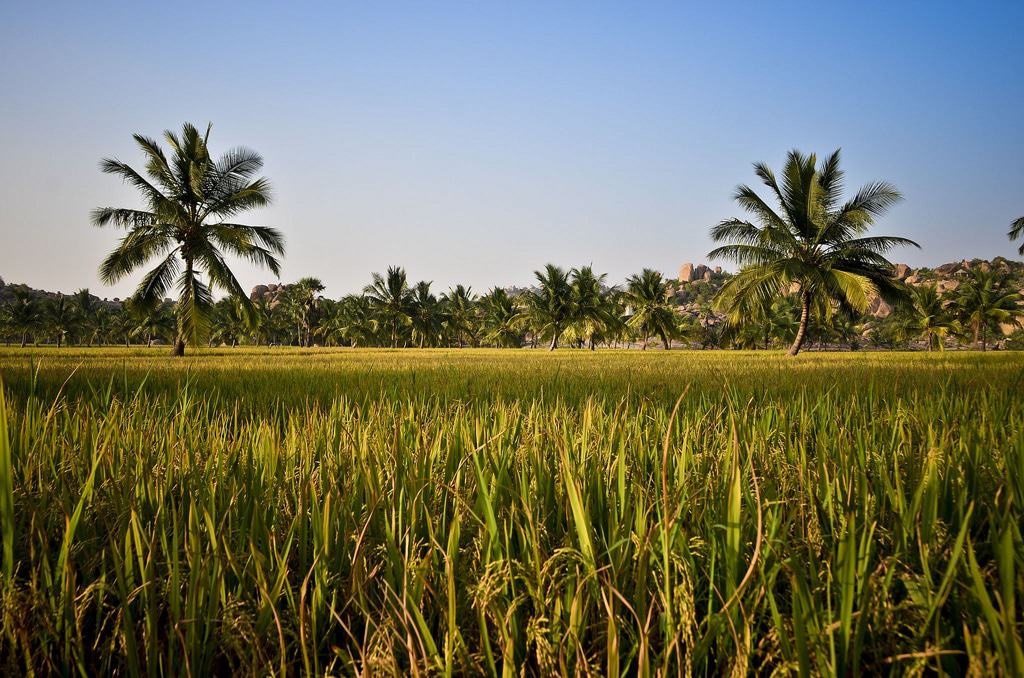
[[0, 349, 1021, 675]]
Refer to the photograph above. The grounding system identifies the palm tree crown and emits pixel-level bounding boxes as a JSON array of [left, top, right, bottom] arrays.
[[955, 269, 1022, 351], [569, 266, 617, 350], [526, 264, 573, 350], [906, 284, 957, 351], [364, 266, 413, 348], [93, 122, 285, 355], [410, 281, 444, 348], [709, 149, 918, 355], [624, 269, 676, 350], [1010, 216, 1024, 255]]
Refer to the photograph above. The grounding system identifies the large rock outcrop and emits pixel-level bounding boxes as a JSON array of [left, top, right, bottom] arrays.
[[250, 283, 291, 307], [678, 263, 712, 284]]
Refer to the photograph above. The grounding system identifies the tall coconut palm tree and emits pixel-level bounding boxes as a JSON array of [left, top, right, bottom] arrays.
[[364, 266, 412, 348], [90, 308, 115, 346], [129, 299, 176, 347], [443, 285, 478, 347], [569, 265, 615, 350], [526, 264, 573, 350], [624, 269, 676, 349], [9, 290, 41, 347], [211, 297, 249, 347], [73, 289, 101, 346], [410, 281, 444, 348], [1010, 216, 1024, 255], [955, 270, 1022, 351], [732, 295, 799, 350], [93, 122, 285, 356], [709, 149, 918, 355], [246, 296, 274, 346], [44, 295, 78, 348], [288, 277, 325, 346], [480, 288, 525, 348], [111, 304, 136, 348], [336, 295, 378, 347], [905, 284, 957, 351]]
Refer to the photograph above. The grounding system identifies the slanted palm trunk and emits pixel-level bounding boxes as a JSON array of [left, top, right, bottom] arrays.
[[788, 290, 811, 356], [20, 334, 27, 348], [548, 326, 560, 351]]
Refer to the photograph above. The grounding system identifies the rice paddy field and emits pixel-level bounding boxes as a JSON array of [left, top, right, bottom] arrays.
[[0, 347, 1022, 676]]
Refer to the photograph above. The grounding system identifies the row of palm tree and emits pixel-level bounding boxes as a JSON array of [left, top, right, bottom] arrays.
[[719, 268, 1022, 351], [4, 265, 1020, 351], [0, 266, 677, 349], [282, 265, 679, 350], [0, 288, 176, 348], [87, 125, 1021, 355]]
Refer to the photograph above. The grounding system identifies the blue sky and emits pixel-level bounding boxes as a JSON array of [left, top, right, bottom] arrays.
[[1, 1, 1022, 299]]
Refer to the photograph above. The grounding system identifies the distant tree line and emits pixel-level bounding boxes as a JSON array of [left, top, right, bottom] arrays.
[[1, 263, 1021, 350]]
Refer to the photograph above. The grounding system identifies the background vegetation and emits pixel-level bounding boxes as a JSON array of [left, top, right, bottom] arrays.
[[2, 257, 1022, 354]]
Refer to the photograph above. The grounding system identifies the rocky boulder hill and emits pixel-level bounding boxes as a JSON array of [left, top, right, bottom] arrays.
[[249, 283, 293, 307], [0, 278, 123, 310], [671, 257, 1024, 323], [891, 257, 1024, 335], [896, 256, 1024, 294], [669, 263, 730, 323]]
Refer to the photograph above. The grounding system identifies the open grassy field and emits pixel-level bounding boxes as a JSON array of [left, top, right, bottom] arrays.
[[0, 348, 1022, 675]]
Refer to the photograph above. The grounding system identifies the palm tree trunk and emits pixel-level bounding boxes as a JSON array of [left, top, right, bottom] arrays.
[[788, 291, 811, 356], [21, 334, 27, 348], [548, 327, 559, 351], [172, 257, 193, 357]]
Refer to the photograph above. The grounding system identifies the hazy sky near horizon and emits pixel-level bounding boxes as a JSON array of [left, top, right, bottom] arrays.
[[1, 1, 1022, 299]]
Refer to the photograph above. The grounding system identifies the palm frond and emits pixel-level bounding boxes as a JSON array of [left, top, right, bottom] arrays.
[[90, 208, 157, 229], [132, 134, 177, 192], [99, 229, 176, 284], [732, 186, 788, 230], [1009, 216, 1024, 255], [828, 235, 920, 256], [708, 244, 787, 267], [176, 269, 214, 344], [709, 219, 762, 244], [134, 250, 181, 306], [99, 158, 170, 208]]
